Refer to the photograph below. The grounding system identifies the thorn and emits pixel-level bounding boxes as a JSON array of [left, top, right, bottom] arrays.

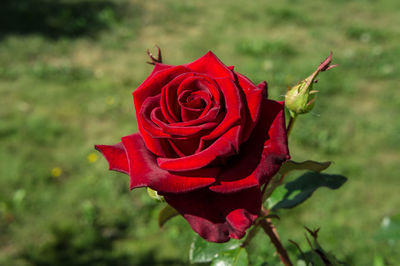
[[304, 226, 320, 238]]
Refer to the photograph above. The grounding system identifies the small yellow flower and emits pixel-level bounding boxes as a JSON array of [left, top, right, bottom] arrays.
[[106, 96, 115, 105], [51, 167, 62, 178], [87, 153, 98, 163]]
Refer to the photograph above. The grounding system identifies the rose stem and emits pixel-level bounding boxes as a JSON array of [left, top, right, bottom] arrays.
[[259, 218, 293, 266], [286, 115, 297, 137]]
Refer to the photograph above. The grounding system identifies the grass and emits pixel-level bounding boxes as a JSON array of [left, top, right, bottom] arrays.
[[0, 0, 399, 265]]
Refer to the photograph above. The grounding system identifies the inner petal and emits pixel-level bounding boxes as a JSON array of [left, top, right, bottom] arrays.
[[177, 75, 222, 108], [178, 90, 213, 122], [161, 73, 197, 123], [185, 95, 205, 109]]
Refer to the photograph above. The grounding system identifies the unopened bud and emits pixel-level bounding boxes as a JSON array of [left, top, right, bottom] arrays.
[[285, 53, 337, 117]]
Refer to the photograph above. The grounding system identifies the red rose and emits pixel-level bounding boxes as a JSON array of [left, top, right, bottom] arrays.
[[95, 51, 289, 243]]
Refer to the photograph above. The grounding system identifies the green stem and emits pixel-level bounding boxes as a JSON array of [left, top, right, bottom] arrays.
[[286, 115, 297, 137]]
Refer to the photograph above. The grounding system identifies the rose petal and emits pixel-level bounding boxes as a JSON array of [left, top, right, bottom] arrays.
[[186, 51, 236, 79], [163, 187, 261, 243], [157, 125, 241, 172], [133, 66, 190, 156], [209, 99, 289, 193], [169, 106, 221, 127], [137, 95, 177, 157], [137, 63, 174, 93], [160, 73, 220, 124], [139, 95, 170, 138], [151, 63, 174, 75], [197, 77, 245, 153], [167, 137, 201, 157], [235, 72, 265, 142], [178, 89, 212, 121], [254, 100, 290, 185], [121, 133, 217, 193], [176, 75, 221, 105], [161, 73, 193, 123], [133, 65, 189, 114], [151, 107, 219, 137], [256, 81, 268, 98], [95, 142, 129, 174]]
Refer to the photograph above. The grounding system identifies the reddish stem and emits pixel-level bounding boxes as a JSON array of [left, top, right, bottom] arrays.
[[259, 209, 293, 266], [260, 219, 292, 266]]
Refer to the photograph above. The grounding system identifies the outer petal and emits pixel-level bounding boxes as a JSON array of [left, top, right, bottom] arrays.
[[256, 81, 268, 98], [151, 63, 174, 76], [253, 100, 290, 185], [121, 133, 217, 193], [95, 142, 129, 174], [163, 187, 261, 243], [209, 99, 289, 193], [185, 51, 235, 79], [235, 72, 265, 142]]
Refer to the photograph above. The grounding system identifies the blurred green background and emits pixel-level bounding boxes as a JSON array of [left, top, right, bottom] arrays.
[[0, 0, 399, 265]]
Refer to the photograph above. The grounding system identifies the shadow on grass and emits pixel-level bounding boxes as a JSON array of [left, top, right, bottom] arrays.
[[0, 0, 123, 39]]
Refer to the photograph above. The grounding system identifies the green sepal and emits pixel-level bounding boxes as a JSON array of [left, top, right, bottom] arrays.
[[147, 187, 164, 202], [158, 204, 179, 228]]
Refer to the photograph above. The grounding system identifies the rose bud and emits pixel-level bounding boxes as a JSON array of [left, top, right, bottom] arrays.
[[285, 53, 337, 117], [95, 51, 290, 243]]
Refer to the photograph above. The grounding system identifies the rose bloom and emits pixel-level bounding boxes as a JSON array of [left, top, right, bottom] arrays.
[[96, 51, 289, 243]]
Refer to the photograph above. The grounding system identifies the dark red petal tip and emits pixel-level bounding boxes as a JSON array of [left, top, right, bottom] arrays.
[[95, 143, 129, 174], [121, 134, 216, 193]]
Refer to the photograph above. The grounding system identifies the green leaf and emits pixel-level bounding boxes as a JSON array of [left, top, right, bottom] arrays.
[[158, 204, 179, 227], [189, 234, 241, 263], [375, 214, 400, 241], [279, 160, 331, 175], [211, 247, 248, 266], [270, 172, 347, 211], [266, 185, 287, 208]]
